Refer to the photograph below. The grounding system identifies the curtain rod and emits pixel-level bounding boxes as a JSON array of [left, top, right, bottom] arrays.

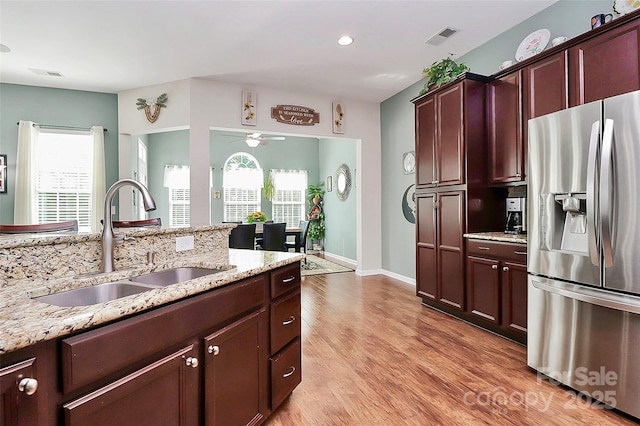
[[16, 122, 108, 132]]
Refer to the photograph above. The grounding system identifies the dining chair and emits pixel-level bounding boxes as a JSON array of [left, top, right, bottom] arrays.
[[228, 223, 256, 250], [285, 220, 309, 254], [0, 220, 79, 234], [112, 218, 162, 228], [257, 222, 287, 251]]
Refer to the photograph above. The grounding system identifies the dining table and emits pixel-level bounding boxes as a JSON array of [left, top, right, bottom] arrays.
[[255, 227, 302, 251]]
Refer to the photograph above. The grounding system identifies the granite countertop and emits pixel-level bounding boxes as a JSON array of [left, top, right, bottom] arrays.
[[0, 249, 303, 355], [463, 232, 527, 245]]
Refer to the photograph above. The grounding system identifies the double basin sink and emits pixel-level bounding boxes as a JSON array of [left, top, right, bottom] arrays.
[[33, 267, 227, 307]]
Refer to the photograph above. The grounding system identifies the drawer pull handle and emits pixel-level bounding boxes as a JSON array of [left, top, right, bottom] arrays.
[[491, 265, 498, 270], [18, 378, 38, 395], [478, 247, 490, 250], [185, 357, 199, 368], [514, 251, 527, 255], [208, 345, 220, 356], [283, 366, 296, 378], [282, 316, 296, 326], [282, 276, 296, 283]]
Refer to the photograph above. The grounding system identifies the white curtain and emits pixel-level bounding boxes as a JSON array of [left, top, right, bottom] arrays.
[[271, 169, 307, 190], [91, 126, 106, 232], [223, 168, 264, 189], [164, 165, 190, 189], [14, 121, 37, 224]]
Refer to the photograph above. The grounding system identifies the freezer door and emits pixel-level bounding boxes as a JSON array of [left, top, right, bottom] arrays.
[[602, 90, 640, 295], [527, 101, 601, 286]]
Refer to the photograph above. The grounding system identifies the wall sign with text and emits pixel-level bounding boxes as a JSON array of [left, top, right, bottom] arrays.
[[271, 105, 320, 126]]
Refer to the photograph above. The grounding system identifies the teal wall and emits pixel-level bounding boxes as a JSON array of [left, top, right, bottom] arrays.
[[0, 83, 119, 225], [319, 138, 357, 261], [380, 0, 614, 279]]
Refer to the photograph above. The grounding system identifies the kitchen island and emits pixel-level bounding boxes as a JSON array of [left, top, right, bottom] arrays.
[[0, 225, 303, 425]]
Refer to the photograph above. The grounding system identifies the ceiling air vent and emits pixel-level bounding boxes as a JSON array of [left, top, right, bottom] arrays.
[[425, 27, 459, 46], [29, 68, 63, 77]]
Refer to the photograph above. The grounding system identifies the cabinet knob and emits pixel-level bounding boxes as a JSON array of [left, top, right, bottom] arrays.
[[208, 345, 220, 356], [18, 378, 38, 395], [185, 357, 199, 368], [503, 266, 510, 272], [491, 265, 498, 270]]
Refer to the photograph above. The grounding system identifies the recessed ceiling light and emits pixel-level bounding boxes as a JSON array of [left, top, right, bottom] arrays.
[[338, 35, 354, 46], [0, 44, 11, 53]]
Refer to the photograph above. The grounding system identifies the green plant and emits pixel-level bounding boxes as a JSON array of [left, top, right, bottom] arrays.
[[263, 173, 275, 201], [307, 212, 326, 241], [419, 54, 470, 95], [246, 211, 268, 223], [307, 183, 325, 203]]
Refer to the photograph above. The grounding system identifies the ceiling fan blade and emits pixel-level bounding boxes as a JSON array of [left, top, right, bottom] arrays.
[[262, 136, 285, 141]]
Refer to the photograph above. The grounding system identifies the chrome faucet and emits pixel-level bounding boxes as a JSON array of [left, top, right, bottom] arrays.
[[102, 179, 156, 272]]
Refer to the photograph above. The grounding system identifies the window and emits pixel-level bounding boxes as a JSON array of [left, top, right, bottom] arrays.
[[164, 165, 190, 227], [223, 153, 263, 222], [35, 130, 94, 232], [269, 169, 307, 227]]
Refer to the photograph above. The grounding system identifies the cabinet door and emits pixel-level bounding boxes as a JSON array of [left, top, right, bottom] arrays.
[[570, 20, 640, 106], [64, 345, 199, 426], [437, 191, 465, 310], [501, 262, 528, 335], [489, 71, 523, 183], [437, 84, 464, 186], [416, 194, 437, 300], [1, 358, 38, 426], [204, 308, 268, 426], [415, 96, 436, 186], [466, 256, 501, 324]]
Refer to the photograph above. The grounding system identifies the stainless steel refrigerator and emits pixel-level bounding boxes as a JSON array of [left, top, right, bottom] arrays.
[[528, 89, 640, 419]]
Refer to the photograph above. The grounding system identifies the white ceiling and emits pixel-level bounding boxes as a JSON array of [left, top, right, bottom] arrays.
[[0, 1, 557, 103]]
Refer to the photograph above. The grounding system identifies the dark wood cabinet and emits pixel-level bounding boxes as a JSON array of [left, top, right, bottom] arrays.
[[414, 74, 488, 188], [1, 358, 39, 426], [1, 262, 302, 426], [569, 18, 640, 106], [416, 191, 465, 310], [204, 309, 268, 426], [488, 71, 523, 184], [466, 240, 527, 343], [63, 344, 199, 426]]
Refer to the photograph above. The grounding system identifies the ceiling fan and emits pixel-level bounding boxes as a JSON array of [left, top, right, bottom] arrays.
[[224, 132, 285, 148]]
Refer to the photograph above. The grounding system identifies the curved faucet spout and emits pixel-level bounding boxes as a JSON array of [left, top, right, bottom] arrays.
[[102, 179, 157, 272]]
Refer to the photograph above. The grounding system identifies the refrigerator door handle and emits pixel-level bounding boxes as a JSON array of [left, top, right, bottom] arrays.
[[600, 119, 615, 267], [586, 121, 600, 266], [532, 278, 640, 314]]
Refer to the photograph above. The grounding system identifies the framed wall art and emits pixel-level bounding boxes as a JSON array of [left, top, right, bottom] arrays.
[[0, 154, 6, 194], [242, 89, 257, 126], [332, 101, 344, 134]]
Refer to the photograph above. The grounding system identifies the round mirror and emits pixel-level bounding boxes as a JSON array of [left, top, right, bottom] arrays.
[[335, 164, 352, 201]]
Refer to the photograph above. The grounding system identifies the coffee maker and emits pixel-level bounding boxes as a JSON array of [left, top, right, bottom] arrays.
[[505, 197, 526, 234]]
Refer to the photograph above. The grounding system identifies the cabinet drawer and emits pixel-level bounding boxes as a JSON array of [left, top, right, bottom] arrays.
[[270, 338, 301, 409], [467, 240, 527, 263], [270, 262, 301, 299], [61, 274, 268, 394], [271, 290, 301, 354]]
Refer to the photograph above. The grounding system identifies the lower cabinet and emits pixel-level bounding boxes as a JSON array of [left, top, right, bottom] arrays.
[[466, 240, 527, 343], [1, 262, 302, 426]]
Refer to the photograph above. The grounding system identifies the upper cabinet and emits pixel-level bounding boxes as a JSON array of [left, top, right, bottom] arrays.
[[488, 71, 523, 184], [413, 74, 488, 189], [569, 18, 640, 106]]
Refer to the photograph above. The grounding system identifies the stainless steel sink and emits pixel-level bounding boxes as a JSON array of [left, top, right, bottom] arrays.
[[33, 281, 159, 307], [130, 267, 225, 287]]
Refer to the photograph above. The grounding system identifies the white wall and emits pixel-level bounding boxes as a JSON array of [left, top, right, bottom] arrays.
[[117, 78, 381, 274]]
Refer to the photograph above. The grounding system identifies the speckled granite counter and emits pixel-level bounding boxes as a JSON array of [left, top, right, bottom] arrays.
[[463, 232, 527, 245], [0, 249, 303, 355]]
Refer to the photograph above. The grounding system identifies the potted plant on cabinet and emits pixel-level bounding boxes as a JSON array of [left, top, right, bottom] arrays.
[[419, 53, 470, 95]]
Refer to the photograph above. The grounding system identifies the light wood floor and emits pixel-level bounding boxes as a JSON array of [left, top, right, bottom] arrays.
[[265, 272, 639, 425]]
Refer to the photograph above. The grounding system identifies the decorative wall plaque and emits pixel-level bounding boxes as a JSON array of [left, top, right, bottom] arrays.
[[271, 105, 320, 126]]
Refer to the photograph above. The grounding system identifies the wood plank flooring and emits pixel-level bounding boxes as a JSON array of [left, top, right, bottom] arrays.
[[265, 272, 639, 425]]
